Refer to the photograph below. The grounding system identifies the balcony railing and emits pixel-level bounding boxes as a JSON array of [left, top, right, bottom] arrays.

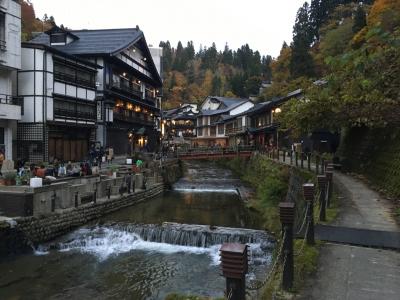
[[113, 110, 154, 126], [145, 89, 156, 102], [54, 108, 96, 120], [111, 81, 142, 98], [0, 94, 22, 105], [54, 72, 96, 89], [0, 40, 6, 51], [225, 126, 248, 135]]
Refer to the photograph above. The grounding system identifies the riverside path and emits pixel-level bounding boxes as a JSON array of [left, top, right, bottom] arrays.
[[270, 152, 400, 300]]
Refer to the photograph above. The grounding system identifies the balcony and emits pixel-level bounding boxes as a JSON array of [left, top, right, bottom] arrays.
[[111, 80, 142, 99], [225, 126, 248, 135], [0, 95, 21, 120], [145, 89, 156, 102], [54, 108, 96, 121], [113, 110, 154, 126]]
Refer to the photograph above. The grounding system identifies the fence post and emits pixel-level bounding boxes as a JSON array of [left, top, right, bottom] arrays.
[[301, 153, 304, 169], [279, 202, 295, 291], [321, 158, 325, 174], [107, 185, 111, 199], [317, 175, 327, 222], [74, 192, 79, 208], [303, 184, 315, 245], [295, 152, 299, 167], [307, 153, 311, 171], [220, 243, 248, 300], [325, 171, 333, 208], [51, 191, 56, 212]]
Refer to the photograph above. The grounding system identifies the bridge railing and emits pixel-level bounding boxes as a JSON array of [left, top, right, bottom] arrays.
[[177, 145, 255, 157]]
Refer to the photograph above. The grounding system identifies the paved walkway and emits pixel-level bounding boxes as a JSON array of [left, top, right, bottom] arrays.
[[273, 156, 400, 300]]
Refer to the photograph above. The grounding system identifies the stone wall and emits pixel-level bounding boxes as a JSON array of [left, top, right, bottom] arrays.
[[9, 183, 163, 247], [0, 159, 183, 256]]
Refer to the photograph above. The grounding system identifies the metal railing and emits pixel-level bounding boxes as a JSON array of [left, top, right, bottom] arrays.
[[0, 94, 21, 105]]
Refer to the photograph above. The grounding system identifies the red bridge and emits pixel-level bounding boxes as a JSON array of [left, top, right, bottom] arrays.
[[177, 146, 255, 160]]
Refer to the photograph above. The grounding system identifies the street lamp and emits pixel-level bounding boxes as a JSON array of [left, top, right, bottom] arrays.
[[273, 107, 282, 149]]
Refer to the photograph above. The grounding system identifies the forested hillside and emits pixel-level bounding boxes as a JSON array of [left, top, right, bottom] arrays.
[[159, 41, 273, 108], [267, 0, 399, 136], [20, 0, 57, 41]]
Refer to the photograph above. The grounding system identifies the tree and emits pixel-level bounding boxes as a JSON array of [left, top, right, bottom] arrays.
[[353, 5, 367, 33], [290, 2, 315, 78]]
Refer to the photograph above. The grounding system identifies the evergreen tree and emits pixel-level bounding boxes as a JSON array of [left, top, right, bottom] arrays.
[[173, 41, 185, 72], [211, 75, 222, 96], [352, 5, 367, 33], [222, 43, 233, 65], [290, 2, 315, 78], [159, 41, 173, 72]]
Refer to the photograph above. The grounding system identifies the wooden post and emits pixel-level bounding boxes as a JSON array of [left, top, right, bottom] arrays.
[[279, 202, 295, 291], [74, 192, 79, 208], [307, 153, 311, 171], [295, 152, 299, 167], [107, 185, 111, 199], [220, 243, 248, 300], [303, 184, 315, 245], [321, 158, 325, 174], [51, 191, 56, 212], [316, 155, 320, 175], [325, 171, 333, 208], [301, 153, 304, 169], [317, 175, 327, 221]]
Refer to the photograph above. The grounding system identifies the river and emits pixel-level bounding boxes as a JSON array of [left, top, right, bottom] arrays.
[[0, 161, 273, 300]]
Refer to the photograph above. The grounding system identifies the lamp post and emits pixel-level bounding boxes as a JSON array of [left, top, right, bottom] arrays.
[[273, 107, 282, 150]]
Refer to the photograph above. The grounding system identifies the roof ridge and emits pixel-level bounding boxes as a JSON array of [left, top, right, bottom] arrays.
[[71, 28, 140, 32]]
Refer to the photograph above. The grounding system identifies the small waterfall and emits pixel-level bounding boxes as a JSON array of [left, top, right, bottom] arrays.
[[117, 222, 273, 248], [37, 223, 274, 263]]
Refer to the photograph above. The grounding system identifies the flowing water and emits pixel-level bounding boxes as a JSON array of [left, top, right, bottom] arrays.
[[0, 161, 273, 300]]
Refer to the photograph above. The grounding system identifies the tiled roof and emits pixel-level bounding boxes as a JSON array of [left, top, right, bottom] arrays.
[[29, 28, 143, 55]]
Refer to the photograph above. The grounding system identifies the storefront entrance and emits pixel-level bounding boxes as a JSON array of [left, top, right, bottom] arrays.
[[48, 126, 94, 162]]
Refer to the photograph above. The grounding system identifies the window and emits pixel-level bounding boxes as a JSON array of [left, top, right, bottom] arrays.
[[50, 33, 66, 44], [218, 124, 224, 135], [197, 128, 203, 136], [0, 12, 6, 50], [54, 99, 95, 120], [54, 58, 96, 89], [210, 126, 216, 136]]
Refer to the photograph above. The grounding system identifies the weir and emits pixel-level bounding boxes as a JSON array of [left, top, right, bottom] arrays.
[[42, 222, 274, 251]]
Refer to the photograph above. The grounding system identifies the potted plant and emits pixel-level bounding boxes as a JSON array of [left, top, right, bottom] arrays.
[[4, 172, 17, 186], [109, 165, 118, 178]]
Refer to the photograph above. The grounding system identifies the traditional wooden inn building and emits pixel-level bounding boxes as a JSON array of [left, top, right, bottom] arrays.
[[163, 103, 198, 139], [195, 97, 253, 147], [17, 26, 162, 162], [0, 0, 21, 160]]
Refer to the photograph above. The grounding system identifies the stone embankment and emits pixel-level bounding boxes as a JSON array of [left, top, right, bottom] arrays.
[[0, 159, 183, 256]]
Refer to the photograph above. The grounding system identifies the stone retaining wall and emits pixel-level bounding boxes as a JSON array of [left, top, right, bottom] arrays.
[[0, 183, 164, 256], [0, 159, 184, 256]]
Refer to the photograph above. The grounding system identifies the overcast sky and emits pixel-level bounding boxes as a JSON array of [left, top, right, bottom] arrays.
[[31, 0, 307, 58]]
